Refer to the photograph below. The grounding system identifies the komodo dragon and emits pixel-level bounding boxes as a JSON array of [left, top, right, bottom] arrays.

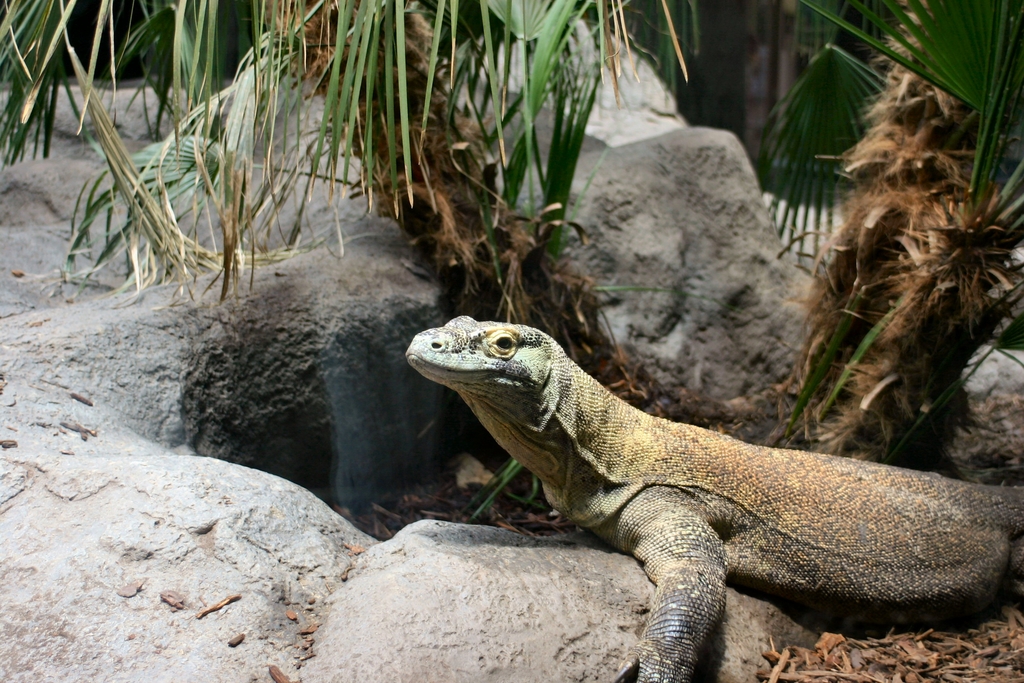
[[405, 316, 1024, 683]]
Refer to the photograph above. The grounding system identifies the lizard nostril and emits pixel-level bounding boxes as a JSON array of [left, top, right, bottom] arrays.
[[431, 340, 444, 350]]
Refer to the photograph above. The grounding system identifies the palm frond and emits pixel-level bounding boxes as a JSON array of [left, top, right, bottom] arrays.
[[0, 0, 80, 164], [4, 0, 694, 298], [116, 3, 178, 136], [997, 308, 1024, 351], [804, 0, 1024, 200], [785, 293, 862, 438], [542, 52, 599, 256], [795, 0, 1024, 464], [67, 20, 314, 294], [759, 43, 882, 252], [817, 301, 899, 420]]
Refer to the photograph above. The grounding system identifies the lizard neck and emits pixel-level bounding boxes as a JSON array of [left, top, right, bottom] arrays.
[[461, 389, 572, 490], [459, 350, 655, 497], [455, 349, 590, 492], [554, 360, 659, 481]]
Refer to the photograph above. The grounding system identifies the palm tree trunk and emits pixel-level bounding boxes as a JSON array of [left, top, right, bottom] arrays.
[[795, 63, 1018, 469]]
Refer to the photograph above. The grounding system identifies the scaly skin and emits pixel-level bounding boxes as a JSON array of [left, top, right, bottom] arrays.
[[406, 317, 1024, 683]]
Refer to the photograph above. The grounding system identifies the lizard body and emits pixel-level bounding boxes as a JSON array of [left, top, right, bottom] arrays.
[[406, 317, 1024, 683]]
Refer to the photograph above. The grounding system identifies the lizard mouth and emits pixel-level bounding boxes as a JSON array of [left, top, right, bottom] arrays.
[[406, 348, 472, 384], [406, 347, 502, 389]]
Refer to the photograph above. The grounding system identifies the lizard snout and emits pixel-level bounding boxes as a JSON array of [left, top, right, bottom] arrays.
[[406, 327, 455, 369]]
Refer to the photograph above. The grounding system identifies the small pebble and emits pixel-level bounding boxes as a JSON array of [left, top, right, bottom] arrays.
[[228, 633, 245, 647]]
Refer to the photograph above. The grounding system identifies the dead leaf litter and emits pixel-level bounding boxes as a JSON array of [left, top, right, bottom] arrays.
[[159, 590, 186, 610], [268, 664, 295, 683], [59, 421, 97, 440], [116, 579, 145, 598], [758, 606, 1024, 683], [70, 392, 94, 406], [196, 594, 241, 619]]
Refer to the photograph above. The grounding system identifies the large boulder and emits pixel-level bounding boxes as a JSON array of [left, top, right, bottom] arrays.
[[303, 520, 818, 683], [0, 449, 374, 682], [0, 452, 821, 683], [1, 174, 446, 506], [966, 349, 1024, 401], [567, 128, 810, 400], [2, 80, 452, 507], [0, 157, 112, 317]]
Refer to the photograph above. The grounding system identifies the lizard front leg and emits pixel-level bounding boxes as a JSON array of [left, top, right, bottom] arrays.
[[603, 487, 727, 683]]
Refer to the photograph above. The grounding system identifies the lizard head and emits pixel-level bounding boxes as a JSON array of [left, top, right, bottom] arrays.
[[405, 316, 556, 406], [408, 316, 618, 495], [407, 316, 570, 486]]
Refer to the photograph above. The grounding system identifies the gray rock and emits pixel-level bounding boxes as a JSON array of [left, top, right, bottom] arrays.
[[567, 128, 810, 400], [304, 520, 818, 683], [180, 231, 446, 503], [0, 158, 105, 227], [2, 78, 450, 506], [0, 158, 112, 318], [0, 456, 819, 683], [0, 214, 446, 507], [950, 348, 1024, 471], [47, 85, 172, 159], [0, 449, 373, 682], [965, 348, 1024, 401], [585, 59, 688, 148]]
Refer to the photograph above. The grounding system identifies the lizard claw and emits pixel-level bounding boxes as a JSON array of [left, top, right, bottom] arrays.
[[612, 655, 639, 683]]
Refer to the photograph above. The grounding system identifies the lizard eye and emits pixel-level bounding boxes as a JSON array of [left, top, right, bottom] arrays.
[[485, 329, 518, 358]]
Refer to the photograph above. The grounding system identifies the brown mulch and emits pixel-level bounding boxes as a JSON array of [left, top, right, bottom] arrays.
[[758, 606, 1024, 683], [334, 466, 579, 540]]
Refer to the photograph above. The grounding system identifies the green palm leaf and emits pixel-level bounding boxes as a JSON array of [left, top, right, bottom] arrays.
[[759, 44, 882, 250], [804, 0, 1024, 199], [997, 310, 1024, 351], [4, 0, 693, 298]]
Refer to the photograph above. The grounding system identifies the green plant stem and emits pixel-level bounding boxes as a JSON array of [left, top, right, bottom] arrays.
[[883, 347, 995, 465], [467, 457, 524, 520], [818, 301, 899, 420], [785, 292, 862, 437]]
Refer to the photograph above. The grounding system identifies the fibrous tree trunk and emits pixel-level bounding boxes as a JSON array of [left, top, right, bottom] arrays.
[[795, 63, 1021, 469]]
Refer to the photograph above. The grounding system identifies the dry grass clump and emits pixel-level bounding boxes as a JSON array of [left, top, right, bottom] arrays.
[[302, 4, 607, 362], [794, 62, 1021, 467], [759, 606, 1024, 683]]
